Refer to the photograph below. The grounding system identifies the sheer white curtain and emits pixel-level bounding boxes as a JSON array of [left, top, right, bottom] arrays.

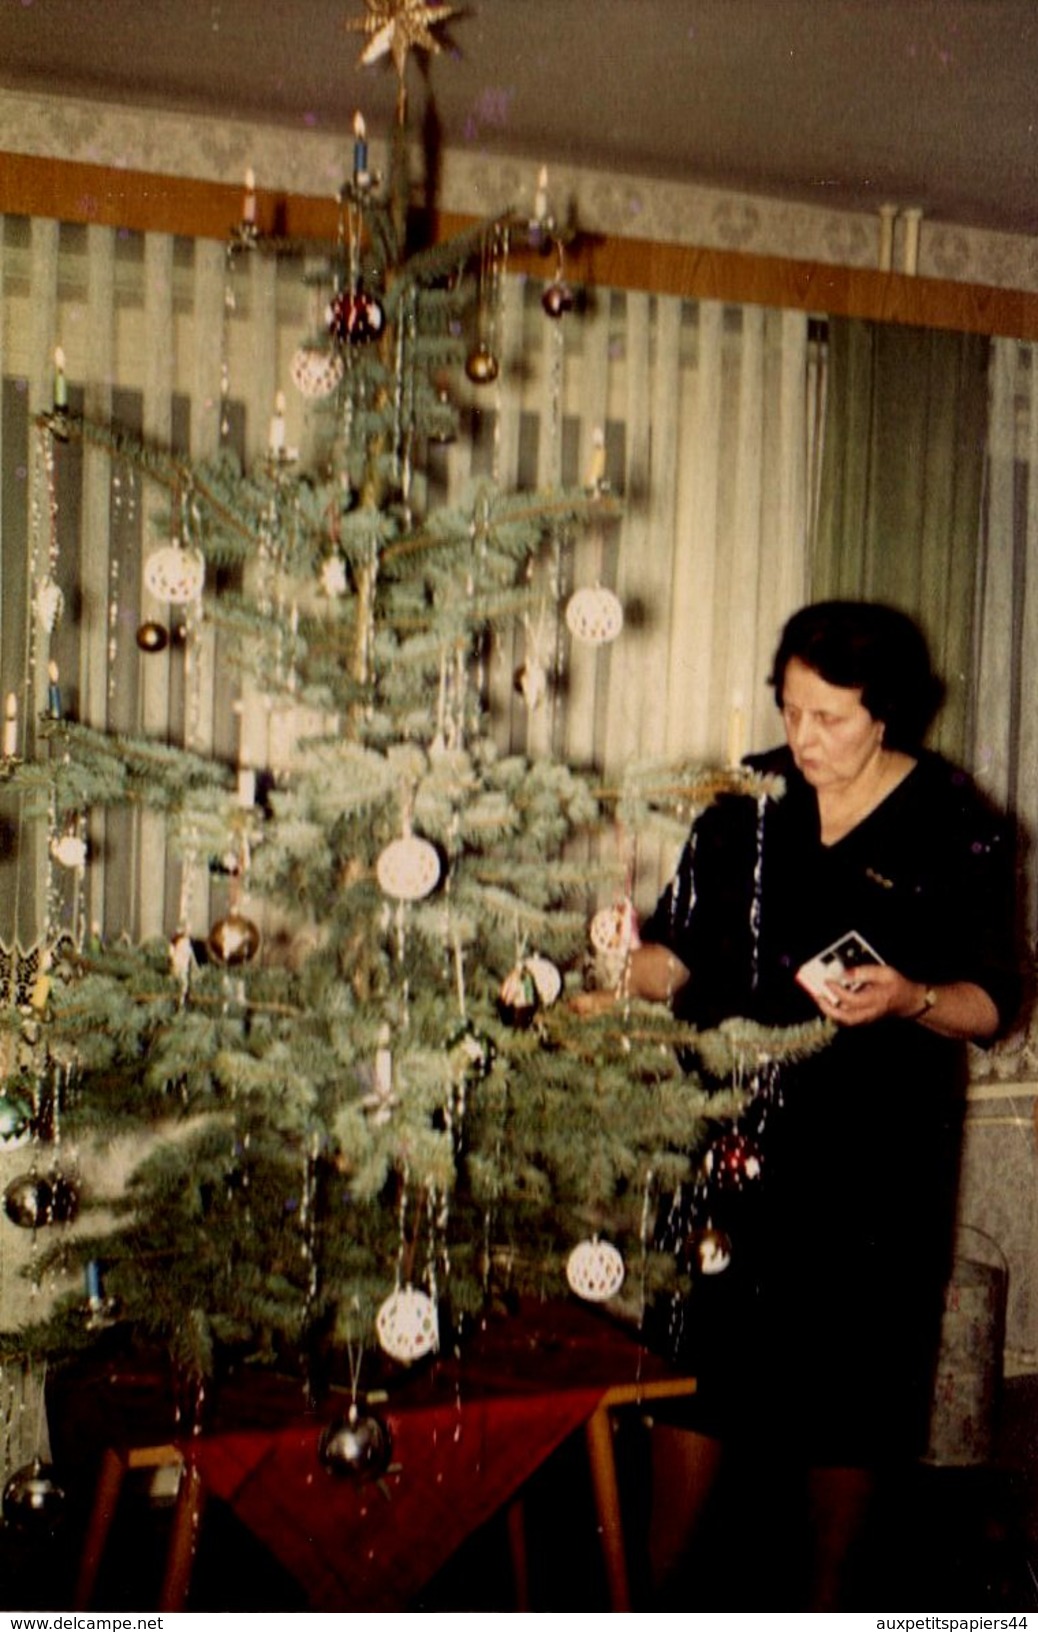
[[0, 217, 815, 933], [973, 336, 1038, 944], [448, 279, 815, 907]]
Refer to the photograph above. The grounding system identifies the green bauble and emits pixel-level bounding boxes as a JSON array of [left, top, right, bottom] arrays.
[[448, 1021, 497, 1081], [0, 1080, 34, 1150]]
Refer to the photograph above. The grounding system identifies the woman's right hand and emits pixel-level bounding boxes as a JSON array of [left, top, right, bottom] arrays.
[[568, 988, 620, 1018], [569, 944, 692, 1015]]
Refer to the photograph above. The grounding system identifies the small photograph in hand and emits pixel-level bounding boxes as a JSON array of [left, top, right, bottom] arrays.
[[795, 930, 884, 1001]]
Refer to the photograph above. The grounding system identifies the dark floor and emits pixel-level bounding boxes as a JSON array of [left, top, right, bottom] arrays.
[[5, 1376, 1038, 1611], [421, 1374, 1038, 1612]]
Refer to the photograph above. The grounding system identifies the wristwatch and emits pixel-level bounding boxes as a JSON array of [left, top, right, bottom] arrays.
[[912, 985, 938, 1020]]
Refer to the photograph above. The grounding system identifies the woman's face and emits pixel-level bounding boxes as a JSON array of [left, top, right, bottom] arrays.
[[780, 656, 886, 791]]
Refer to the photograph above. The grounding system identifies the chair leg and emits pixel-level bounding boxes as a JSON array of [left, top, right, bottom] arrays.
[[585, 1405, 630, 1611], [75, 1444, 200, 1610], [74, 1447, 127, 1608]]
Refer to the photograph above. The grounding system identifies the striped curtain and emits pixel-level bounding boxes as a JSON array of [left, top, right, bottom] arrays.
[[0, 216, 815, 940]]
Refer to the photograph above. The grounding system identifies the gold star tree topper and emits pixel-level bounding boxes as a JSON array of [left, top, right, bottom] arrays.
[[348, 0, 459, 80]]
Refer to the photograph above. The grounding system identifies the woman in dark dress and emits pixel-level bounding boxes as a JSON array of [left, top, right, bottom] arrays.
[[596, 603, 1022, 1606]]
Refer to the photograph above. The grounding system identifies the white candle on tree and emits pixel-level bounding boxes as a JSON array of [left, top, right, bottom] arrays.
[[269, 390, 286, 455], [726, 693, 745, 767], [53, 347, 68, 409], [3, 692, 18, 758], [243, 168, 257, 225]]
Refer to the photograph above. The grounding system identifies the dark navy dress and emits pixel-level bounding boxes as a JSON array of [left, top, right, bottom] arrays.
[[641, 746, 1021, 1464]]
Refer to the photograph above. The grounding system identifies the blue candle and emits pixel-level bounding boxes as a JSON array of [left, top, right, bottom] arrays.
[[85, 1260, 102, 1303], [353, 112, 368, 181], [47, 660, 61, 720]]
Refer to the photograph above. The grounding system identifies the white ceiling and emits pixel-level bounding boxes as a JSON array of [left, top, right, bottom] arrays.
[[2, 0, 1037, 236]]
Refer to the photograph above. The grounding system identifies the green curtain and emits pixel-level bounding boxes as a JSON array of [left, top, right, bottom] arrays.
[[812, 318, 990, 760]]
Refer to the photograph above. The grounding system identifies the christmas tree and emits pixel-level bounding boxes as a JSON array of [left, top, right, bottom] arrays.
[[0, 1, 824, 1413]]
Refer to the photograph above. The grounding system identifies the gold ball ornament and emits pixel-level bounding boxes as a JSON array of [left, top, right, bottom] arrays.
[[687, 1225, 733, 1276], [207, 913, 261, 966], [136, 620, 169, 653], [375, 1285, 439, 1363], [566, 1237, 625, 1303], [465, 341, 500, 385]]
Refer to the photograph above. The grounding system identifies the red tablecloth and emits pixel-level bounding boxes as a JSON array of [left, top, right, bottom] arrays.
[[45, 1301, 683, 1611], [181, 1302, 680, 1610], [186, 1384, 606, 1610]]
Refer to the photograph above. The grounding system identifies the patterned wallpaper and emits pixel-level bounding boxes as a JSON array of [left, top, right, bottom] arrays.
[[3, 86, 1038, 294]]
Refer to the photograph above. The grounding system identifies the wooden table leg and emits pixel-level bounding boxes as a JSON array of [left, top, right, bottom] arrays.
[[159, 1461, 204, 1610], [505, 1494, 530, 1610], [74, 1446, 127, 1607], [585, 1402, 630, 1611]]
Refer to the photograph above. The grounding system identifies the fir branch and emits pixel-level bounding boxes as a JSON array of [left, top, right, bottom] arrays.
[[689, 1015, 835, 1079]]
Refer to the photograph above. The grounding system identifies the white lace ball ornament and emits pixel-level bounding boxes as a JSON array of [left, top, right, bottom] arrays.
[[35, 579, 64, 634], [320, 556, 348, 597], [566, 1238, 625, 1303], [376, 835, 441, 901], [50, 833, 87, 869], [290, 345, 344, 401], [144, 545, 205, 606], [565, 585, 623, 646], [589, 901, 639, 957], [375, 1286, 439, 1363], [524, 954, 562, 1007]]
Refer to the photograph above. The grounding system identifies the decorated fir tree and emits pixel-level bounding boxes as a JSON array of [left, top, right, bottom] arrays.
[[0, 4, 828, 1445]]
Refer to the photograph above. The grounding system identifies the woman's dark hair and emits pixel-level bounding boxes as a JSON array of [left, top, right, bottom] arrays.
[[769, 600, 944, 751]]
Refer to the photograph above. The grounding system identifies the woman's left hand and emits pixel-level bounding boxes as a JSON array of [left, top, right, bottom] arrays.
[[817, 963, 924, 1027]]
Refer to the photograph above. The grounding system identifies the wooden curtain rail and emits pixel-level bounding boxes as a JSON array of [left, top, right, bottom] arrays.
[[3, 149, 1038, 340]]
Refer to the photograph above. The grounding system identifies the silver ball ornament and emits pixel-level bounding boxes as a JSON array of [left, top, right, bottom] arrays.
[[318, 1406, 392, 1481], [2, 1459, 67, 1532], [4, 1171, 79, 1228]]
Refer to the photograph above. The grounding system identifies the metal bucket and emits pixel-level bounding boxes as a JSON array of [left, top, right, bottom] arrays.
[[923, 1225, 1007, 1467]]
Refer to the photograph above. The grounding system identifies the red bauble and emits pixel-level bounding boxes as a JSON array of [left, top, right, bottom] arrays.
[[541, 278, 574, 319], [327, 289, 385, 346], [702, 1131, 763, 1192]]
